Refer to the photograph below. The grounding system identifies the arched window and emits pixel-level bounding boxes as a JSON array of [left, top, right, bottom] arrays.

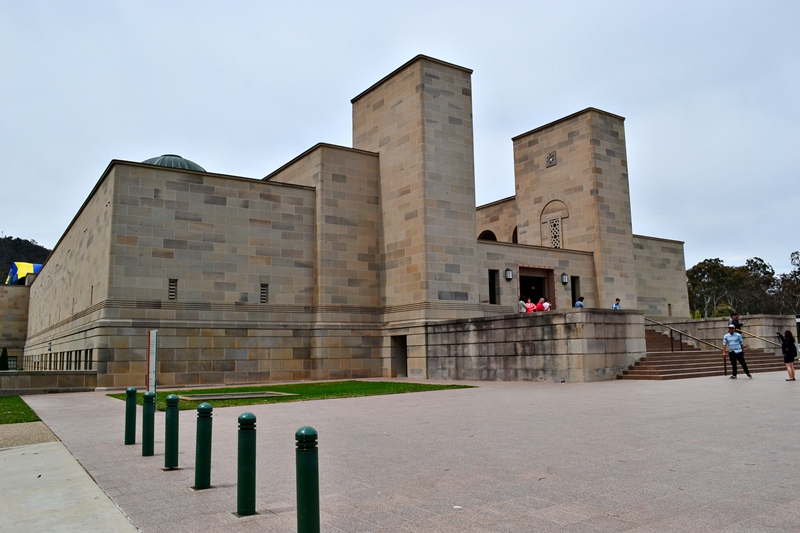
[[511, 227, 518, 244], [478, 230, 497, 241], [540, 200, 569, 249]]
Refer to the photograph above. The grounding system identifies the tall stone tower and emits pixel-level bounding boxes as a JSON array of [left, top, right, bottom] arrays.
[[352, 56, 482, 321], [512, 108, 637, 307]]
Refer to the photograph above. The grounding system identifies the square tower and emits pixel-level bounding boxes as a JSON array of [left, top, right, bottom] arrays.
[[512, 108, 637, 307], [352, 56, 481, 320]]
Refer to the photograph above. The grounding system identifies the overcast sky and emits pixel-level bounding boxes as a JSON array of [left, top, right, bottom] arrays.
[[1, 1, 798, 274]]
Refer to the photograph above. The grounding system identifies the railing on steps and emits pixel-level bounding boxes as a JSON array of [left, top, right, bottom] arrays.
[[644, 317, 728, 376], [739, 329, 783, 349]]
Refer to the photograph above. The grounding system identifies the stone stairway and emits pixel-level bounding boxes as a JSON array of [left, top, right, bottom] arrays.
[[619, 329, 786, 380]]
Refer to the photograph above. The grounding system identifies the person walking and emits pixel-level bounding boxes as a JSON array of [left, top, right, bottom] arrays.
[[611, 298, 621, 310], [723, 324, 751, 379], [777, 330, 797, 381], [728, 312, 744, 333]]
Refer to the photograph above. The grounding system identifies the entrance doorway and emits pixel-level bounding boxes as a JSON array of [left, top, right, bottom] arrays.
[[390, 336, 408, 378], [518, 267, 556, 309]]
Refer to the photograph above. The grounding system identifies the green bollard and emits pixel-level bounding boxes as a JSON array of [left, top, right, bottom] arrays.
[[237, 412, 257, 516], [194, 403, 213, 490], [295, 426, 320, 533], [142, 391, 155, 457], [164, 394, 179, 469], [124, 387, 137, 445]]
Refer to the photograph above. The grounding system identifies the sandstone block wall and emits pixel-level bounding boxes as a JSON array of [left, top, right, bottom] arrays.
[[0, 370, 96, 396], [476, 241, 596, 312], [476, 196, 518, 242], [512, 109, 638, 307], [27, 170, 114, 334], [426, 310, 645, 382], [352, 55, 482, 321], [632, 235, 690, 317], [0, 285, 30, 364], [265, 144, 382, 311]]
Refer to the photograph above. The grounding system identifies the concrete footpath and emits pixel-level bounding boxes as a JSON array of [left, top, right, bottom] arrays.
[[10, 374, 800, 532], [0, 441, 138, 532]]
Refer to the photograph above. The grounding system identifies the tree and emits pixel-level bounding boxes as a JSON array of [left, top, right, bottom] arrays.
[[0, 347, 8, 371], [687, 258, 734, 318], [688, 253, 800, 317], [775, 251, 800, 315]]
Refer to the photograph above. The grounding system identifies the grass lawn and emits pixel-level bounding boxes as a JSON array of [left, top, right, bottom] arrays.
[[108, 380, 474, 411], [0, 396, 41, 424]]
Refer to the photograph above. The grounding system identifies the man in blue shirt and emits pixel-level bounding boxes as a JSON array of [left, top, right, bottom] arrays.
[[723, 324, 751, 379], [611, 298, 621, 310], [574, 296, 585, 308]]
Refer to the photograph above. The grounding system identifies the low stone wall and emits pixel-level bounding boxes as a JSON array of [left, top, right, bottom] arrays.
[[426, 309, 645, 382], [646, 315, 794, 355], [0, 371, 97, 396]]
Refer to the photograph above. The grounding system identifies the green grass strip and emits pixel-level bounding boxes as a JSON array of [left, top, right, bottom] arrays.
[[108, 380, 474, 411], [0, 396, 41, 424]]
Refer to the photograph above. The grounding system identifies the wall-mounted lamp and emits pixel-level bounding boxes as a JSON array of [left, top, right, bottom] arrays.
[[504, 268, 514, 281], [560, 273, 569, 285]]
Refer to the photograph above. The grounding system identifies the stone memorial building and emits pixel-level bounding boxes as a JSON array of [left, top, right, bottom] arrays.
[[18, 55, 690, 387]]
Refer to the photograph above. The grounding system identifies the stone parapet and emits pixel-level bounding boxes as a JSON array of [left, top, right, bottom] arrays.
[[425, 309, 645, 382], [0, 370, 97, 396]]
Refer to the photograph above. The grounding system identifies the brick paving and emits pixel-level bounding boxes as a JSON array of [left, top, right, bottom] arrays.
[[21, 374, 800, 532]]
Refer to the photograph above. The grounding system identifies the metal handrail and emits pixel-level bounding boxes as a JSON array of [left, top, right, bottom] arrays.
[[644, 317, 728, 376], [644, 317, 722, 351], [739, 329, 783, 349]]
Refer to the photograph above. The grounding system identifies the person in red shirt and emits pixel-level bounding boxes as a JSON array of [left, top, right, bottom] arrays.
[[524, 298, 535, 313], [535, 298, 546, 312]]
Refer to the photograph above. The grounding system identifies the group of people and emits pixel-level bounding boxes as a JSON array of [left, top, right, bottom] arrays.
[[519, 297, 550, 313], [721, 311, 798, 381], [518, 296, 622, 312]]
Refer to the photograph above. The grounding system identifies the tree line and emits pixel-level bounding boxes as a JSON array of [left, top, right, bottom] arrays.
[[687, 252, 800, 318]]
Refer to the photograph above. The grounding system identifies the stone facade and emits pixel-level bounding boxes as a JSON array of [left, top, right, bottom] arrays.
[[0, 285, 29, 367], [20, 55, 693, 387], [427, 310, 644, 382], [632, 235, 690, 317]]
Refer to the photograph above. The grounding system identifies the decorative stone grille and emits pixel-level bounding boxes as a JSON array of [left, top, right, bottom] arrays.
[[549, 218, 562, 249]]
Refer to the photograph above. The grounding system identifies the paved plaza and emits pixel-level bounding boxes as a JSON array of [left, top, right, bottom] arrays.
[[10, 374, 800, 532]]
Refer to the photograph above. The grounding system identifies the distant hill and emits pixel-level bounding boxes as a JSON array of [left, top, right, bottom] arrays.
[[0, 236, 51, 282]]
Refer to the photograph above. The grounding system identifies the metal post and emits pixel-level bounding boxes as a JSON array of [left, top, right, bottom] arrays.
[[237, 412, 257, 516], [124, 387, 137, 445], [194, 403, 213, 490], [296, 426, 320, 533], [142, 391, 155, 457], [679, 332, 684, 351], [164, 394, 179, 469], [670, 330, 674, 352]]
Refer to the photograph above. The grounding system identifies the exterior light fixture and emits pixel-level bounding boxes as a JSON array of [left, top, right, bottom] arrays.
[[561, 273, 569, 285], [504, 268, 514, 281]]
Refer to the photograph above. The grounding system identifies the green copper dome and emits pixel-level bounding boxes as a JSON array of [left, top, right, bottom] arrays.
[[142, 154, 206, 172]]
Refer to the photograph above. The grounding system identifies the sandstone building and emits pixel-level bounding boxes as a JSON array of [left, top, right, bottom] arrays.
[[18, 55, 690, 387]]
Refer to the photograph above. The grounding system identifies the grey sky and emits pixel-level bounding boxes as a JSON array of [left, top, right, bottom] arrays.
[[2, 1, 798, 274]]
